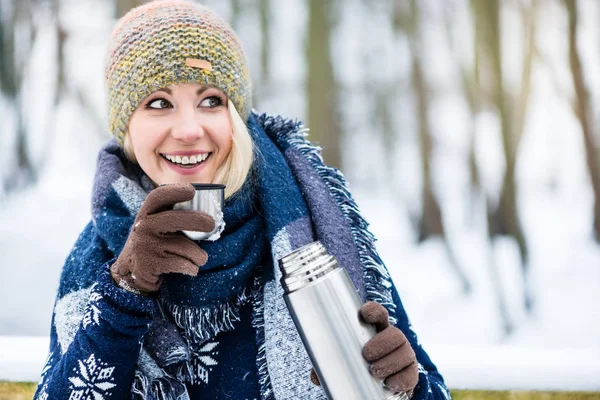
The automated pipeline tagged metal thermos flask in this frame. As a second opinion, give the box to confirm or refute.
[278,241,409,400]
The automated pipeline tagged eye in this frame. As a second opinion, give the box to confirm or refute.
[146,98,172,109]
[199,95,224,108]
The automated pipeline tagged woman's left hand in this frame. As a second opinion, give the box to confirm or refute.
[360,301,419,395]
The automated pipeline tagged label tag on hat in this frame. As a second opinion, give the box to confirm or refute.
[186,58,213,71]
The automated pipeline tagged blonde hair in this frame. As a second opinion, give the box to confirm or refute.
[123,135,136,163]
[123,100,254,199]
[212,100,254,198]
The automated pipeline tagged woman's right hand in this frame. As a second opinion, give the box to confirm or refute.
[110,183,215,294]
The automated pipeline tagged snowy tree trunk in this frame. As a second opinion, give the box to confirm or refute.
[565,0,600,242]
[306,0,341,169]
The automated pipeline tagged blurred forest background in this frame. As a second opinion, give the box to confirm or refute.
[0,0,599,382]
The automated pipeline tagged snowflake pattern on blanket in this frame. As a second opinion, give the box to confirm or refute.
[68,354,117,400]
[192,341,219,385]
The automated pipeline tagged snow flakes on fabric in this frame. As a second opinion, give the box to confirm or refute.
[111,176,146,215]
[55,287,93,353]
[270,226,293,262]
[68,353,117,400]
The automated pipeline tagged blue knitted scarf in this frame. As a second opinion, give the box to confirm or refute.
[74,112,398,399]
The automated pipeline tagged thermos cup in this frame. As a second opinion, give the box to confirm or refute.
[278,241,409,400]
[173,183,225,241]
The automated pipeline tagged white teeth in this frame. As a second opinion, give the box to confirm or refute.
[163,153,209,165]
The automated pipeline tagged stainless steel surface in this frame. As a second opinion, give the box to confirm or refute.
[173,184,225,240]
[280,241,408,400]
[280,241,327,275]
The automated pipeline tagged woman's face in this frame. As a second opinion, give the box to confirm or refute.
[127,83,233,185]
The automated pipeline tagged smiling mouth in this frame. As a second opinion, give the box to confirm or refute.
[160,153,212,168]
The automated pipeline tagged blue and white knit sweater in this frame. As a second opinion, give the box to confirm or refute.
[35,113,451,400]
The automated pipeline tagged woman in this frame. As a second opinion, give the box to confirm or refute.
[35,1,450,399]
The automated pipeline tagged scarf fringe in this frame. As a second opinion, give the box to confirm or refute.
[250,269,275,400]
[132,373,150,399]
[158,286,252,385]
[131,287,254,395]
[162,286,252,345]
[132,373,189,400]
[256,112,398,325]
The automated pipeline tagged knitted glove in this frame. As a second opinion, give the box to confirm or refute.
[110,183,215,294]
[361,301,419,395]
[309,301,418,397]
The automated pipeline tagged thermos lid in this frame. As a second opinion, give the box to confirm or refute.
[279,241,326,274]
[278,241,340,293]
[190,183,226,190]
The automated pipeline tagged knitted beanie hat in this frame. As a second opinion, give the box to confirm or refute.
[105,0,251,145]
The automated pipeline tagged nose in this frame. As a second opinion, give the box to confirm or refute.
[171,108,204,142]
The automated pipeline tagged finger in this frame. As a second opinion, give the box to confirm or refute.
[369,342,417,379]
[159,256,201,277]
[144,210,216,235]
[384,361,419,393]
[139,183,195,216]
[310,368,321,386]
[363,326,407,362]
[162,235,209,266]
[131,271,163,293]
[360,302,390,332]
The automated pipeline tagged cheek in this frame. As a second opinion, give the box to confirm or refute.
[129,118,163,154]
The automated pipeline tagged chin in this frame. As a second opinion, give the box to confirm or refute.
[172,175,213,184]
